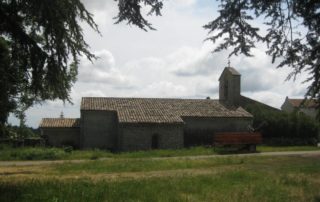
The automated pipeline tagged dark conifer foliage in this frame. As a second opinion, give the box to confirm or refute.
[0,0,165,125]
[0,38,16,124]
[0,0,99,124]
[114,0,163,31]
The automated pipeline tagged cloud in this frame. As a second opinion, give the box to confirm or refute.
[79,90,106,97]
[77,50,133,87]
[9,0,311,128]
[81,0,116,13]
[171,45,223,76]
[137,81,188,98]
[243,91,284,109]
[170,0,197,7]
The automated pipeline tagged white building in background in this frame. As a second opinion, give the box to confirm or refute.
[281,97,318,119]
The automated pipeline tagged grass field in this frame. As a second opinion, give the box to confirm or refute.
[0,154,320,201]
[0,144,319,161]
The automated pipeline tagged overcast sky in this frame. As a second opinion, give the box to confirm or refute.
[9,0,310,128]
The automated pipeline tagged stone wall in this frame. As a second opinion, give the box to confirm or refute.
[118,123,184,151]
[41,127,80,148]
[281,99,294,113]
[219,70,241,106]
[81,110,118,150]
[182,117,252,146]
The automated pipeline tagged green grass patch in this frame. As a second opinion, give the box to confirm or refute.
[1,162,319,202]
[116,146,217,158]
[257,145,320,152]
[0,144,319,161]
[0,145,114,161]
[0,155,320,201]
[51,155,320,176]
[53,157,245,174]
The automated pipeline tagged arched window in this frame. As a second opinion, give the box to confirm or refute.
[151,134,159,149]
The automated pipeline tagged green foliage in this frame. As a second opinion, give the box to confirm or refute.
[4,124,38,140]
[0,38,17,124]
[0,0,99,124]
[4,147,65,160]
[63,146,73,153]
[0,123,10,138]
[114,0,163,31]
[0,145,319,161]
[203,0,320,116]
[0,0,165,125]
[245,104,319,145]
[0,146,110,161]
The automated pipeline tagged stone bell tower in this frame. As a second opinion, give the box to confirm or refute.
[219,67,241,107]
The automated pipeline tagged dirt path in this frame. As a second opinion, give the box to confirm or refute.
[0,150,319,167]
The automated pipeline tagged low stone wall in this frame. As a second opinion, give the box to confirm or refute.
[41,127,80,148]
[118,123,184,151]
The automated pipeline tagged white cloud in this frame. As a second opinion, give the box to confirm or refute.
[77,50,134,87]
[170,0,197,7]
[132,81,188,98]
[8,0,311,128]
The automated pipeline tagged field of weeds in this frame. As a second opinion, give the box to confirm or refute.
[0,144,319,161]
[0,154,320,201]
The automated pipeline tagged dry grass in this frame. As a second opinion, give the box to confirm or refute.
[1,153,320,201]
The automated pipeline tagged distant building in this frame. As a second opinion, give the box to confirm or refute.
[281,97,318,119]
[39,67,274,151]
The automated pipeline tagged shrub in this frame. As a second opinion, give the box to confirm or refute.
[8,147,66,160]
[64,146,73,153]
[245,104,319,145]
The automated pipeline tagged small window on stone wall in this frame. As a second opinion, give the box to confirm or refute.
[151,134,159,149]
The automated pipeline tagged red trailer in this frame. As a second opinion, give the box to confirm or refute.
[213,132,262,152]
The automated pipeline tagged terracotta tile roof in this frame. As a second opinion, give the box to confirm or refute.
[219,67,241,80]
[226,67,241,75]
[81,97,252,124]
[288,98,318,108]
[39,118,80,128]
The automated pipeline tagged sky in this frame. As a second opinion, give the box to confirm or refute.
[9,0,310,128]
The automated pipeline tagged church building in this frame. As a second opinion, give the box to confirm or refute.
[40,67,256,151]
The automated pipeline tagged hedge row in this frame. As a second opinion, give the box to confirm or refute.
[245,104,319,145]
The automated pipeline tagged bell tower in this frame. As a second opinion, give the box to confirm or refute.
[219,67,241,107]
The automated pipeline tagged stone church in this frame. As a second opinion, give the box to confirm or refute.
[40,67,263,151]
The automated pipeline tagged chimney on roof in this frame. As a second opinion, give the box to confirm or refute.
[219,66,241,107]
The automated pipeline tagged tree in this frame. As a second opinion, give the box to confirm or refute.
[0,0,165,127]
[0,0,99,125]
[115,0,320,118]
[203,0,320,117]
[114,0,163,31]
[245,103,319,145]
[0,38,17,124]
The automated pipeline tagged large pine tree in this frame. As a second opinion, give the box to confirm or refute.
[0,0,99,125]
[0,0,164,127]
